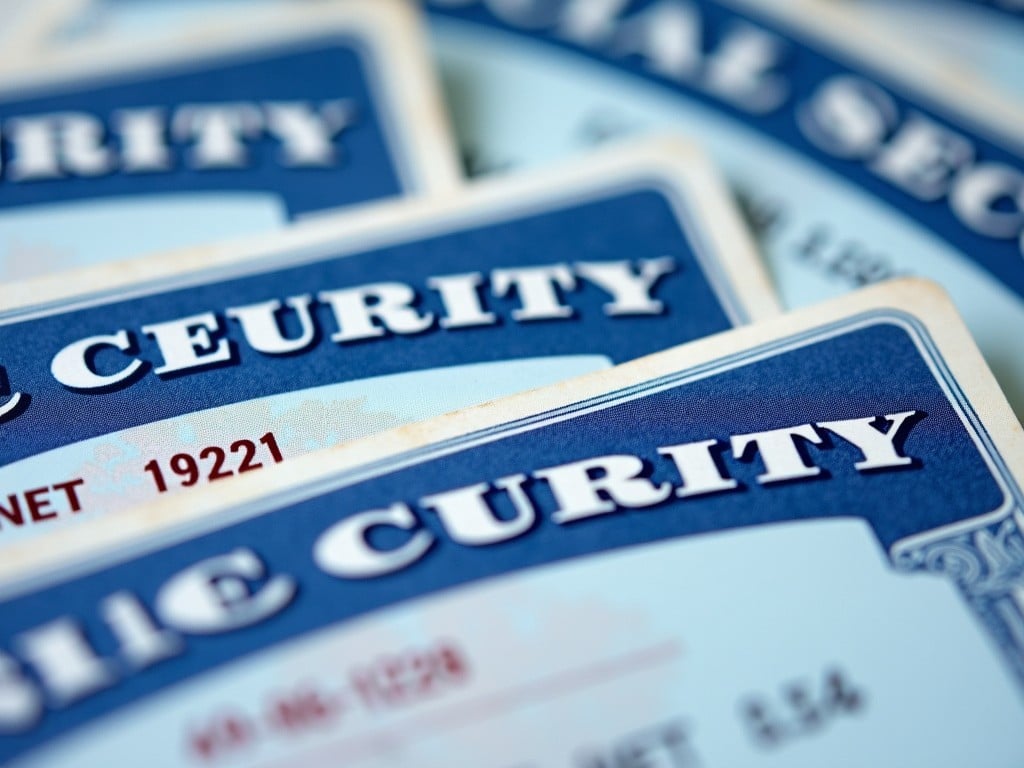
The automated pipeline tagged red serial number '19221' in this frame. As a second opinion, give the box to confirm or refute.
[0,433,285,532]
[145,432,285,493]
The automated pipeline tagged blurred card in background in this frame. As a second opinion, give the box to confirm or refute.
[0,0,459,282]
[0,139,776,545]
[1,279,1022,767]
[427,0,1024,422]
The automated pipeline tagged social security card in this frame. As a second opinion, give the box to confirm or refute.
[0,279,1021,767]
[418,0,1024,419]
[0,138,777,547]
[0,0,459,281]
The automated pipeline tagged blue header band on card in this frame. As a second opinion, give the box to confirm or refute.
[0,183,740,463]
[0,36,405,216]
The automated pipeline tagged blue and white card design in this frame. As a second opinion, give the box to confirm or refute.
[0,0,459,282]
[1,280,1022,767]
[433,0,1024,419]
[0,139,777,547]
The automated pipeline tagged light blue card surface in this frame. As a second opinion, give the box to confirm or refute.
[1,280,1022,766]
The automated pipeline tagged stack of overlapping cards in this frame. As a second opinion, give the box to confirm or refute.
[0,1,1021,765]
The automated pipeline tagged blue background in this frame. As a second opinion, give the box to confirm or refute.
[0,187,732,463]
[0,318,1008,760]
[0,36,401,215]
